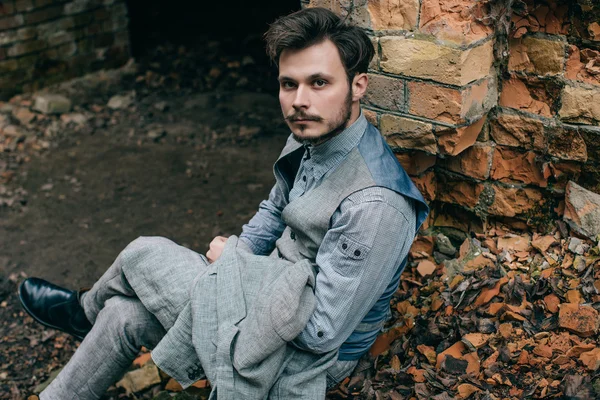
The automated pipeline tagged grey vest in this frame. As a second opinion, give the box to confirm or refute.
[271,122,429,360]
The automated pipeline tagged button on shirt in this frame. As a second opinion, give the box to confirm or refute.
[240,112,416,355]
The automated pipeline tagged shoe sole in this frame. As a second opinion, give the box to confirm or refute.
[18,280,86,341]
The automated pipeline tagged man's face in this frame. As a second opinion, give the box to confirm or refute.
[278,39,353,145]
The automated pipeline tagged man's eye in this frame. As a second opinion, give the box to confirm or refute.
[281,81,296,89]
[314,80,327,87]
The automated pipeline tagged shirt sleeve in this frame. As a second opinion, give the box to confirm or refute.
[239,183,287,255]
[293,187,416,354]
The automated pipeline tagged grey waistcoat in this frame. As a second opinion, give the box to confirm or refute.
[272,122,429,360]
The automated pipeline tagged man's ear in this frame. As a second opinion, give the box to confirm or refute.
[351,73,368,101]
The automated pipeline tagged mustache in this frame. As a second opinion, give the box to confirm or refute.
[285,112,322,122]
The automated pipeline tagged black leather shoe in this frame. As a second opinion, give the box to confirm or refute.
[18,277,92,340]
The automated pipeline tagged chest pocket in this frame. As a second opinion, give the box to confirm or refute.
[333,234,370,276]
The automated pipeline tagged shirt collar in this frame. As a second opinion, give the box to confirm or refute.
[303,111,367,180]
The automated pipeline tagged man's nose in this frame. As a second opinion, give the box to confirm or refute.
[292,86,310,109]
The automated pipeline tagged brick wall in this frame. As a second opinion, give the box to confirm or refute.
[0,0,130,100]
[305,0,600,232]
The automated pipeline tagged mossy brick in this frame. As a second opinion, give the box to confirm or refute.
[14,0,33,12]
[0,59,19,74]
[380,37,494,86]
[0,14,24,30]
[24,5,64,24]
[7,39,47,57]
[0,2,16,16]
[111,2,128,17]
[0,48,6,60]
[114,30,128,46]
[37,17,75,36]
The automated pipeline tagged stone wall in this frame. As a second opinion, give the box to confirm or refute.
[0,0,130,100]
[305,0,600,232]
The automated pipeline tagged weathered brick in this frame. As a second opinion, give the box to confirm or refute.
[0,26,35,46]
[491,146,546,187]
[508,36,565,75]
[420,0,493,45]
[547,125,588,162]
[47,31,73,47]
[436,115,487,156]
[396,151,436,175]
[443,142,493,180]
[566,45,600,86]
[368,36,378,70]
[511,0,569,37]
[408,78,496,124]
[64,0,98,14]
[7,39,47,57]
[76,38,93,54]
[490,113,546,151]
[55,42,77,58]
[380,37,494,86]
[113,29,128,47]
[37,17,75,37]
[0,14,24,30]
[0,59,19,74]
[437,178,484,209]
[366,0,418,30]
[94,33,114,47]
[363,74,405,111]
[380,114,437,153]
[0,2,16,16]
[0,48,6,61]
[411,170,436,202]
[559,85,600,125]
[488,184,544,217]
[14,0,33,12]
[499,74,561,117]
[24,5,64,25]
[408,81,461,123]
[579,125,600,162]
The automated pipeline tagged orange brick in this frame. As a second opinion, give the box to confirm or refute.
[419,0,493,45]
[411,170,436,202]
[499,74,560,117]
[396,151,436,175]
[487,184,544,217]
[491,146,547,187]
[367,0,419,30]
[437,178,484,209]
[436,115,487,156]
[443,142,493,180]
[490,113,546,151]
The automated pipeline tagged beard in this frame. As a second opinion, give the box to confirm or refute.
[288,88,353,146]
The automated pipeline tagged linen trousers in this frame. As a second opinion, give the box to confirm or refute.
[39,236,357,400]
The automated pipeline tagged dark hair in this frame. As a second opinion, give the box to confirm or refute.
[264,7,375,82]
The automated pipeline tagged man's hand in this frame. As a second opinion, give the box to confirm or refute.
[206,236,228,263]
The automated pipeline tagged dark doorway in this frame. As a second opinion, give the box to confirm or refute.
[125,0,301,60]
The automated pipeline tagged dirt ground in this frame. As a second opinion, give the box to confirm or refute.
[0,40,292,398]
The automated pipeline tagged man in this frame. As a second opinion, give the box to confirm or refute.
[19,7,428,399]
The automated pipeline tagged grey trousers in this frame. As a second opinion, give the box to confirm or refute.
[40,237,357,400]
